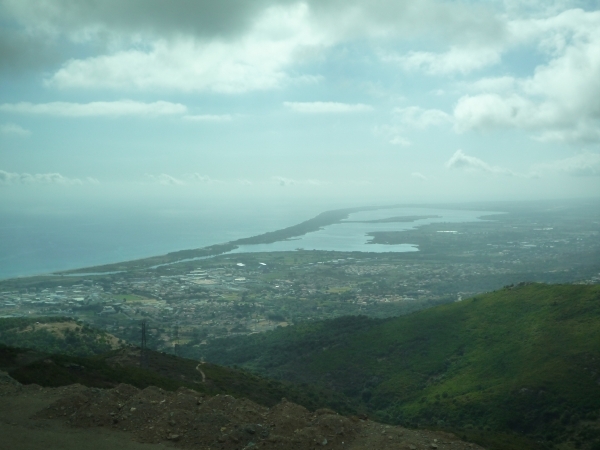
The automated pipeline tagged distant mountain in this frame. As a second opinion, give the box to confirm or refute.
[198,283,600,450]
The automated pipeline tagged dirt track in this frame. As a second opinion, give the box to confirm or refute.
[0,371,483,450]
[195,363,206,383]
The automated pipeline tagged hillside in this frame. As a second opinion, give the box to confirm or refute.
[0,314,360,413]
[0,375,483,450]
[0,343,359,415]
[0,317,121,356]
[198,283,600,449]
[0,332,482,450]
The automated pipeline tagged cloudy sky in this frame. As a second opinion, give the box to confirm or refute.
[1,0,600,208]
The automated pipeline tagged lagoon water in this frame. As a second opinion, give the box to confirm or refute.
[230,206,499,254]
[1,203,498,280]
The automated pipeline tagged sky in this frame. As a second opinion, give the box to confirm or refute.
[1,0,600,211]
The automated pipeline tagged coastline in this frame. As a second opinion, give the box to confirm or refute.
[50,205,387,276]
[2,200,521,280]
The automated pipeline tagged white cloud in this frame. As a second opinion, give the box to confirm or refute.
[454,9,600,144]
[372,124,410,146]
[284,101,373,113]
[535,152,600,177]
[0,169,94,185]
[0,0,529,98]
[468,76,519,94]
[374,106,450,146]
[44,4,330,93]
[272,176,324,186]
[389,136,411,146]
[2,0,504,55]
[411,172,427,181]
[0,0,280,40]
[183,114,232,122]
[146,173,224,185]
[0,122,30,136]
[145,174,329,187]
[454,93,539,132]
[145,173,185,186]
[392,106,452,129]
[0,100,187,117]
[310,0,504,44]
[184,173,222,183]
[445,150,516,176]
[382,46,502,75]
[0,0,514,96]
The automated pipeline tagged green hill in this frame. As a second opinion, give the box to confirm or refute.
[0,341,358,416]
[197,283,600,449]
[0,316,354,412]
[0,316,121,356]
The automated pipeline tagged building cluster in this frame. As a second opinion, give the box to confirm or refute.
[0,282,105,317]
[2,222,599,348]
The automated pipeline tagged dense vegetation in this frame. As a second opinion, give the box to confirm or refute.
[3,283,599,448]
[0,343,358,414]
[198,283,600,449]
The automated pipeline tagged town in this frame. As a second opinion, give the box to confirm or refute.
[1,203,599,354]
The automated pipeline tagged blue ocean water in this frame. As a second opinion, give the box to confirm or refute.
[0,201,498,280]
[0,201,323,279]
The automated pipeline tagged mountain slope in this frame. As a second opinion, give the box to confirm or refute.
[0,317,120,356]
[199,283,600,448]
[0,374,484,450]
[0,342,358,416]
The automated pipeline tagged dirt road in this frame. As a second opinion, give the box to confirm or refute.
[194,362,206,383]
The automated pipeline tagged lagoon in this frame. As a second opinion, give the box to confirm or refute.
[229,206,499,254]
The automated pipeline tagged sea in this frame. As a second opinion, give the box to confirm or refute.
[0,201,498,280]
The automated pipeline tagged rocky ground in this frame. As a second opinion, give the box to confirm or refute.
[1,370,483,450]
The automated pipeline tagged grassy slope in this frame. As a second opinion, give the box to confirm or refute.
[0,317,357,413]
[0,317,118,356]
[324,284,600,424]
[0,342,358,416]
[201,284,600,447]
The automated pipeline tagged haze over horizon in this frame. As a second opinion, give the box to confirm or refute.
[2,5,600,448]
[1,0,600,211]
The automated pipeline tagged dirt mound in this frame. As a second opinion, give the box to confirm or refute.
[0,369,20,386]
[34,382,484,450]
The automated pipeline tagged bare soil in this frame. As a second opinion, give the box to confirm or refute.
[1,371,484,450]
